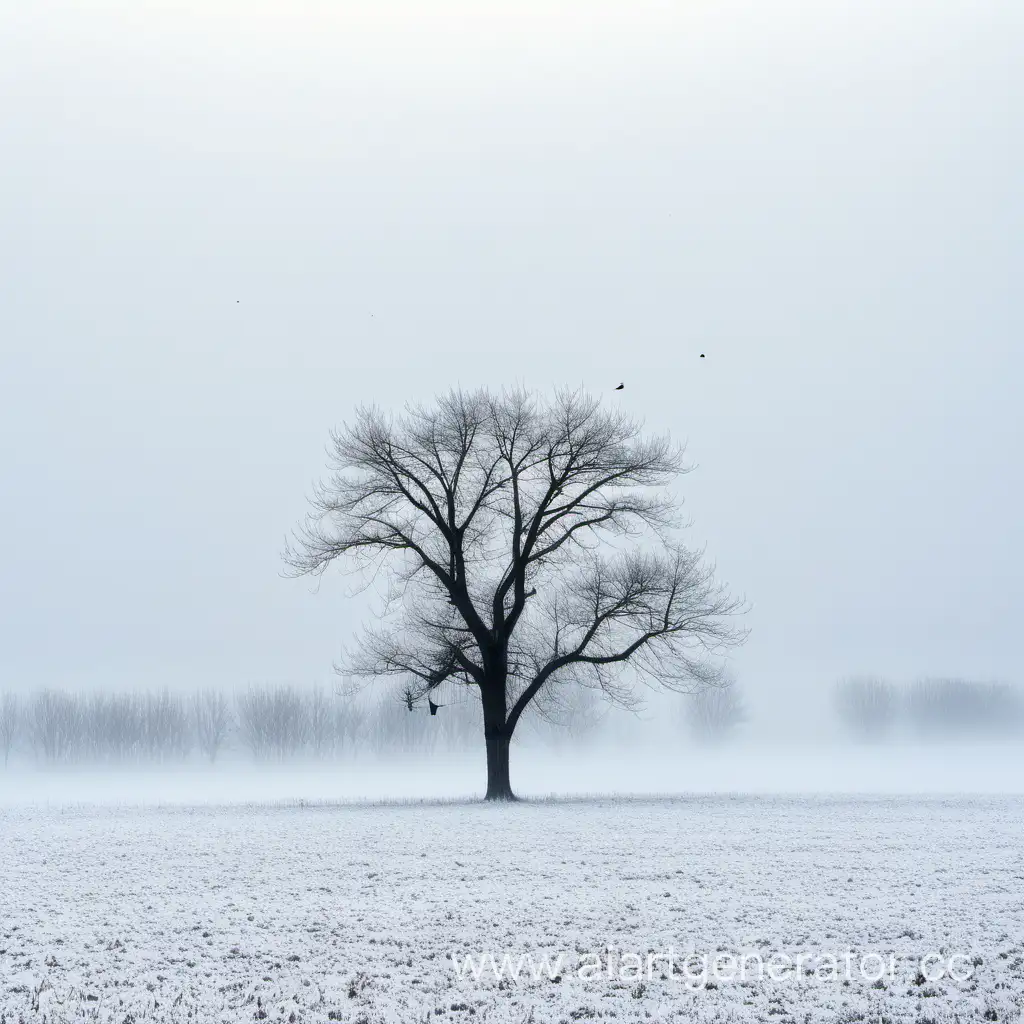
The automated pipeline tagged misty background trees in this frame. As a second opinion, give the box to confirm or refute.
[1,670,1021,769]
[683,671,748,744]
[0,684,445,766]
[193,689,232,763]
[833,676,1024,741]
[0,682,599,767]
[833,677,899,741]
[0,692,18,768]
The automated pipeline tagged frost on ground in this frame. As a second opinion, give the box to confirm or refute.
[1,796,1023,1023]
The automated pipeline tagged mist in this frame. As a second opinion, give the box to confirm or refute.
[2,0,1022,807]
[5,7,1024,1022]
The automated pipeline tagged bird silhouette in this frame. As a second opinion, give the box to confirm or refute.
[428,699,440,716]
[615,383,624,390]
[700,353,705,358]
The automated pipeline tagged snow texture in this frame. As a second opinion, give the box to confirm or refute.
[2,794,1023,1022]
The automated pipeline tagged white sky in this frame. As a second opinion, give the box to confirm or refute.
[1,0,1020,726]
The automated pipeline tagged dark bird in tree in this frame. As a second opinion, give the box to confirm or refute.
[614,383,624,390]
[284,388,747,801]
[428,699,440,716]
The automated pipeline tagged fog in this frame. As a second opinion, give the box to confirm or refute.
[1,1,1021,799]
[2,678,1022,805]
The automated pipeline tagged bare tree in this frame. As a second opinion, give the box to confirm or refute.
[834,676,898,741]
[83,692,145,762]
[524,683,608,748]
[306,686,336,758]
[235,687,271,759]
[235,685,310,760]
[371,696,424,754]
[28,689,82,763]
[906,678,1022,739]
[0,692,19,768]
[142,690,191,762]
[334,698,365,754]
[193,689,232,763]
[433,698,482,752]
[286,389,747,800]
[684,670,747,743]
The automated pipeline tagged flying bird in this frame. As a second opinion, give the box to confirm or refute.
[615,383,624,390]
[700,353,705,358]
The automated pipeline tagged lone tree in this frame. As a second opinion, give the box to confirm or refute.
[285,389,746,800]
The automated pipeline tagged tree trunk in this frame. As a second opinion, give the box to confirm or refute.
[482,677,516,801]
[484,726,515,801]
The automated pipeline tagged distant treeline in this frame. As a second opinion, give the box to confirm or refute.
[0,682,623,768]
[834,676,1023,741]
[0,685,490,767]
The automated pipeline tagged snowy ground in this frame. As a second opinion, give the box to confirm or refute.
[2,793,1023,1023]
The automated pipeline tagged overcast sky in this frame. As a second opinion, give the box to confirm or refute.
[1,0,1020,725]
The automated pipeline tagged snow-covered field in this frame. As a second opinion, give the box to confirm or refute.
[2,793,1023,1023]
